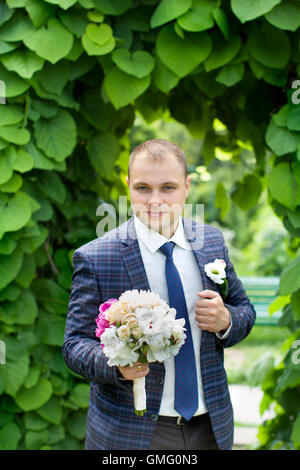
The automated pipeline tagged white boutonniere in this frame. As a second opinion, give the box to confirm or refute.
[204,259,229,300]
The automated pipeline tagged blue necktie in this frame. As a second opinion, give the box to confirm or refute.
[159,241,198,421]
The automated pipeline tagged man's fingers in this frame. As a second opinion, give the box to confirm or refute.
[198,290,219,299]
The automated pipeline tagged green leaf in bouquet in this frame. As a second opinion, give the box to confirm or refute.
[231,0,281,23]
[23,18,73,64]
[156,25,212,78]
[104,66,151,109]
[150,0,192,28]
[15,378,53,412]
[1,49,44,79]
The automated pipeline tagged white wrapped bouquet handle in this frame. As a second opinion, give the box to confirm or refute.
[133,376,146,416]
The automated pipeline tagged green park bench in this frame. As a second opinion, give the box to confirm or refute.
[239,276,281,326]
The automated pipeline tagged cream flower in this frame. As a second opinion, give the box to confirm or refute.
[204,259,226,285]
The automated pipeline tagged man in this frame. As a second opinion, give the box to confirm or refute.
[62,139,256,450]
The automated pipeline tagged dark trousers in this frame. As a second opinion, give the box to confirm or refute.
[148,413,219,450]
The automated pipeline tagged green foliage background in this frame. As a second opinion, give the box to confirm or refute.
[0,0,299,450]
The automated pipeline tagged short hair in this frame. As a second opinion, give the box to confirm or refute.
[128,139,188,180]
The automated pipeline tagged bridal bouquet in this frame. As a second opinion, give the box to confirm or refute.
[95,289,186,416]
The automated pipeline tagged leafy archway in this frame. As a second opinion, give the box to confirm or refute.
[0,0,299,450]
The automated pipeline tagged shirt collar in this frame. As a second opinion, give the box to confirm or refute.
[133,215,190,253]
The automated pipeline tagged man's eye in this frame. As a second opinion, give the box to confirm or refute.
[164,186,174,190]
[137,186,149,191]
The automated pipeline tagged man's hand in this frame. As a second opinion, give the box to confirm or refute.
[118,361,150,381]
[195,290,231,333]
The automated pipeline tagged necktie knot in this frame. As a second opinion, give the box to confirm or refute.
[159,241,175,258]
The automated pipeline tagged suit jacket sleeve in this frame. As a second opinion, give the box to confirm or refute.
[62,248,125,386]
[217,231,256,349]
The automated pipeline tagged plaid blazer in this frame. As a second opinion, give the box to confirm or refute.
[63,217,256,450]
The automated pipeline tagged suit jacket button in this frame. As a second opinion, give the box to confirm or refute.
[151,414,158,422]
[157,377,164,384]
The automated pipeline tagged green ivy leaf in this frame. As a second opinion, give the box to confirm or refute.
[0,126,30,145]
[0,105,24,126]
[34,109,77,161]
[31,279,69,315]
[231,0,281,23]
[24,18,73,64]
[87,132,119,179]
[265,119,298,155]
[247,23,290,69]
[37,396,63,425]
[231,174,262,210]
[38,172,66,204]
[0,422,22,450]
[156,25,212,78]
[291,414,300,445]
[0,249,24,290]
[43,0,76,10]
[25,0,57,28]
[0,64,30,98]
[112,49,155,78]
[150,0,192,28]
[177,0,215,32]
[1,289,38,325]
[1,49,44,79]
[0,13,35,42]
[69,384,90,408]
[268,162,300,209]
[265,1,300,32]
[152,56,180,93]
[204,32,241,72]
[0,173,23,193]
[15,378,53,412]
[104,66,151,109]
[93,0,132,15]
[279,256,300,295]
[286,106,300,131]
[0,190,33,235]
[3,355,30,396]
[215,182,230,218]
[216,63,245,86]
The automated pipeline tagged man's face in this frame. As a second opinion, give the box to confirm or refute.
[126,152,191,237]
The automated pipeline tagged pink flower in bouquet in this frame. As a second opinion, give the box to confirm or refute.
[95,298,118,339]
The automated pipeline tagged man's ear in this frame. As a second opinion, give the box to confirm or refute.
[125,176,129,187]
[185,175,191,197]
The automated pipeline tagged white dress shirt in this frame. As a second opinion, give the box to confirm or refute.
[134,215,209,416]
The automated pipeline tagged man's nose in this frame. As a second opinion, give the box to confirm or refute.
[148,191,163,204]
